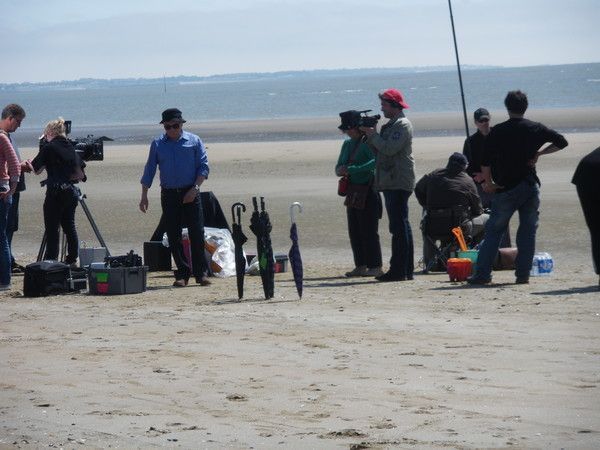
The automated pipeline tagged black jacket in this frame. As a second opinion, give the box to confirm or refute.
[31,136,86,187]
[415,167,483,218]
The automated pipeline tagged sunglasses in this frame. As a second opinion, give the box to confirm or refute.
[163,123,181,130]
[477,118,490,123]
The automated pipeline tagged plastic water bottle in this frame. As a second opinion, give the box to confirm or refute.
[530,252,554,276]
[539,252,554,275]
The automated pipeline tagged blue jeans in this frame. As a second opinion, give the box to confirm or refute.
[474,180,540,280]
[0,195,13,286]
[382,189,414,277]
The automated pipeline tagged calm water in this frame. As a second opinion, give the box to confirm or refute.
[2,63,599,146]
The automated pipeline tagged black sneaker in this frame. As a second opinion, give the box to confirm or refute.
[515,276,529,284]
[466,276,491,285]
[11,264,25,274]
[376,272,409,282]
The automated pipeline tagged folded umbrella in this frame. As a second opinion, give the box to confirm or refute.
[230,202,247,300]
[288,202,304,299]
[249,197,275,299]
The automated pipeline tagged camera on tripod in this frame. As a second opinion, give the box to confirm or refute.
[358,110,381,128]
[39,120,111,161]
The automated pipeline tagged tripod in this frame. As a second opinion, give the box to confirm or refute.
[36,185,111,262]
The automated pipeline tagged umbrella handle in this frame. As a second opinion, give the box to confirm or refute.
[260,196,265,212]
[231,202,246,225]
[290,202,303,223]
[252,196,258,212]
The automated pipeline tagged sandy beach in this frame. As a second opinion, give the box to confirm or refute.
[1,112,599,448]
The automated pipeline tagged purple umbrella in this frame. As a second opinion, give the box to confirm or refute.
[288,202,303,299]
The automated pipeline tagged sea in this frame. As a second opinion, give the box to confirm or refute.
[1,63,599,146]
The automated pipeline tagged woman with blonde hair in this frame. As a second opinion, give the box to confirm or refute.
[31,118,86,265]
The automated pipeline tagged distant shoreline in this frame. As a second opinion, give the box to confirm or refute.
[0,63,560,89]
[13,106,600,147]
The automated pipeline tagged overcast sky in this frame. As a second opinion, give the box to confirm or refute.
[2,0,599,84]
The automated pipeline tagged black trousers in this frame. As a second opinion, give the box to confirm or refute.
[161,188,208,280]
[346,188,382,268]
[576,185,600,274]
[43,187,79,264]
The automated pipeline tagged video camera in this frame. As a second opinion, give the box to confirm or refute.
[358,110,381,128]
[39,120,111,161]
[65,120,112,161]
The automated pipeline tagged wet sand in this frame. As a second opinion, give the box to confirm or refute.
[1,111,599,448]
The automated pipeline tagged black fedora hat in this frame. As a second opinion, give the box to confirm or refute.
[160,108,186,124]
[338,110,361,130]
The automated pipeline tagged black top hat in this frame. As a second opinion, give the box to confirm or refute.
[160,108,186,124]
[338,110,361,130]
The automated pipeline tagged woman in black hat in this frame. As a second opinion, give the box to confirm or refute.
[335,110,383,278]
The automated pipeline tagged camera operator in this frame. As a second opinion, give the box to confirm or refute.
[361,89,416,282]
[31,118,86,265]
[335,110,382,278]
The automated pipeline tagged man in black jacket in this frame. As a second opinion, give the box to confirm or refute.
[468,90,568,285]
[463,107,511,249]
[572,146,600,288]
[415,152,486,270]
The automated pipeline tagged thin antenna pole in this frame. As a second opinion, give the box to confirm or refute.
[448,0,470,139]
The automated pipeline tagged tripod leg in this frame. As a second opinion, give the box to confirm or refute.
[78,197,111,256]
[60,231,67,262]
[37,232,47,262]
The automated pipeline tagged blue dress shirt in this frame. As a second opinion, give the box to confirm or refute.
[140,131,209,189]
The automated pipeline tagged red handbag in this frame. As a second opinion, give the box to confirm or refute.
[337,176,349,196]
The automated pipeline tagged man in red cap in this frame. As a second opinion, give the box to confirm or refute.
[361,89,415,282]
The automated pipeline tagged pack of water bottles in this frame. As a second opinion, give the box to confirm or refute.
[530,252,554,276]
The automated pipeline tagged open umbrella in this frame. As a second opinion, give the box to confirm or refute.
[230,202,247,300]
[249,196,275,299]
[288,202,304,298]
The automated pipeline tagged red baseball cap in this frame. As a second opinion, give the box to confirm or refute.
[379,89,409,109]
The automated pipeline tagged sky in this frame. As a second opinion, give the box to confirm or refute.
[2,0,599,84]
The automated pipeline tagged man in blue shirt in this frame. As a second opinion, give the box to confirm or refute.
[140,108,210,287]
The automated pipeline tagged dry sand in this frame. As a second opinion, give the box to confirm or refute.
[1,116,599,448]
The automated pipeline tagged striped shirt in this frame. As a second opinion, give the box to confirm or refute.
[0,132,21,186]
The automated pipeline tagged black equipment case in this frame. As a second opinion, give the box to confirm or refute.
[23,261,71,297]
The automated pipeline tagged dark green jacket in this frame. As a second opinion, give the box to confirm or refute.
[335,138,375,185]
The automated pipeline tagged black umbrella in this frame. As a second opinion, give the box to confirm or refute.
[230,202,247,300]
[249,196,275,299]
[288,202,304,299]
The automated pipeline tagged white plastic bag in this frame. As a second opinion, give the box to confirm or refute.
[161,227,238,278]
[204,227,238,278]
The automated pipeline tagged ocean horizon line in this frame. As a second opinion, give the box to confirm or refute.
[2,62,599,90]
